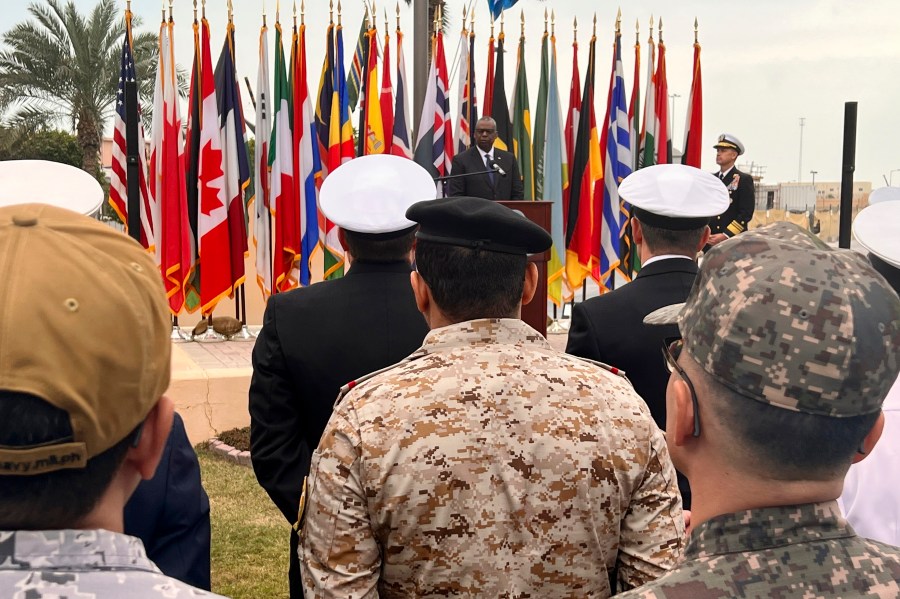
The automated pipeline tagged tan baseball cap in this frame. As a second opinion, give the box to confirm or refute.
[0,204,171,475]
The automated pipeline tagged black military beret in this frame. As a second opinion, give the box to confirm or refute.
[406,196,552,255]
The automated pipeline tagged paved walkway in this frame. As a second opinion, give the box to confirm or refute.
[169,323,571,444]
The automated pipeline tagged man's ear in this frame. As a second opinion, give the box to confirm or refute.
[670,378,696,447]
[632,217,644,246]
[697,225,711,253]
[410,271,431,316]
[521,262,539,306]
[126,396,175,481]
[853,411,886,464]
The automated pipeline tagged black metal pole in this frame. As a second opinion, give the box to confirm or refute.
[839,102,857,249]
[124,78,141,242]
[240,283,248,325]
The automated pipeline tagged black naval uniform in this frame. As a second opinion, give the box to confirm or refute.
[711,166,755,237]
[249,260,429,598]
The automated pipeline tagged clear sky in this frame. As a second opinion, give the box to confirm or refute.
[2,0,899,187]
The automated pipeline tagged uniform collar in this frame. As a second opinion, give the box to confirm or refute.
[0,529,159,572]
[419,318,550,354]
[685,500,855,559]
[718,166,735,179]
[345,260,414,276]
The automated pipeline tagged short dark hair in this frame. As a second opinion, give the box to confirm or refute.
[415,239,526,322]
[703,376,879,481]
[343,228,416,263]
[639,221,706,256]
[0,392,137,530]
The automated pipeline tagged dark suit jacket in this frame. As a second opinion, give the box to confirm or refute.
[447,146,524,200]
[124,412,211,590]
[566,257,698,508]
[249,260,429,598]
[712,166,755,237]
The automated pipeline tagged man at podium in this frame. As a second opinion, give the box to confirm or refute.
[448,116,523,201]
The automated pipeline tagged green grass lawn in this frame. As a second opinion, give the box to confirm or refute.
[198,446,291,599]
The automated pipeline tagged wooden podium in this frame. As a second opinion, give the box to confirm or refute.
[498,201,552,337]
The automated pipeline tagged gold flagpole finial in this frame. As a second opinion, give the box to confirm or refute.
[371,1,377,29]
[500,10,504,34]
[126,0,131,14]
[292,0,297,28]
[328,0,333,24]
[275,0,280,23]
[543,8,547,34]
[616,8,621,33]
[470,5,474,30]
[385,7,388,33]
[573,16,577,43]
[592,13,597,37]
[649,15,654,42]
[658,16,663,43]
[635,17,639,44]
[396,1,400,30]
[301,0,306,26]
[262,0,267,27]
[169,0,174,21]
[490,15,494,37]
[337,0,341,26]
[520,10,525,37]
[201,0,206,20]
[228,0,233,23]
[192,0,197,23]
[694,17,699,44]
[551,10,555,37]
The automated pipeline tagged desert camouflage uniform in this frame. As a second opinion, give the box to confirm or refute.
[300,318,684,598]
[0,529,226,598]
[617,501,900,598]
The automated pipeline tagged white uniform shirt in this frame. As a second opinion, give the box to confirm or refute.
[840,376,900,545]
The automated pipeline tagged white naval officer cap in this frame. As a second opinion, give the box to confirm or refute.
[320,154,438,236]
[867,186,900,205]
[619,164,729,230]
[0,159,104,215]
[854,201,900,270]
[713,133,745,155]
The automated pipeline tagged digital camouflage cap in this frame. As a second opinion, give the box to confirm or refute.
[645,222,900,417]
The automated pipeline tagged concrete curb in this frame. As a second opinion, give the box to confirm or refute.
[207,437,252,468]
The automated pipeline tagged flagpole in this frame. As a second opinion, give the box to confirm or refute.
[123,0,141,244]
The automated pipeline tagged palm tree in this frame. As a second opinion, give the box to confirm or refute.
[0,0,157,177]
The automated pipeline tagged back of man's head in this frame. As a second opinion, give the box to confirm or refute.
[0,204,171,530]
[406,197,552,325]
[647,222,900,482]
[320,154,436,265]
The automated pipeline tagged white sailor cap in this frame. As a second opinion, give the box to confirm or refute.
[854,201,900,270]
[619,164,729,230]
[320,154,437,235]
[868,186,900,205]
[713,133,745,155]
[0,160,104,215]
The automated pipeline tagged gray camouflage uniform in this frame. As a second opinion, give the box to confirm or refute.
[0,530,226,598]
[616,501,900,598]
[300,318,684,598]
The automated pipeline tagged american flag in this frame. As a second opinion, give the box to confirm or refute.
[108,15,154,255]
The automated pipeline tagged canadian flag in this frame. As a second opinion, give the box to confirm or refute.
[198,17,231,313]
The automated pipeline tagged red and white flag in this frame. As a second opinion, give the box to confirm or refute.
[197,17,231,312]
[150,18,192,315]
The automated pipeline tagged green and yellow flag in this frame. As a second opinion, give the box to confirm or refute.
[511,23,534,200]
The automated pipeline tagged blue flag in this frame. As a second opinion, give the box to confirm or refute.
[488,0,520,21]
